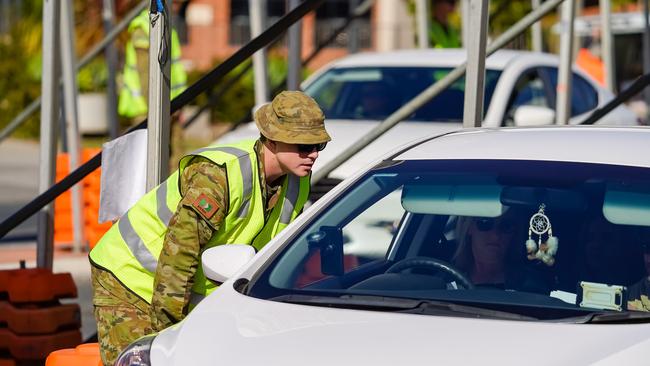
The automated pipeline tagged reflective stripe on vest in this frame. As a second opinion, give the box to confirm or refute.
[89,140,309,303]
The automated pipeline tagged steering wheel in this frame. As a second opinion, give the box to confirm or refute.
[386,257,475,290]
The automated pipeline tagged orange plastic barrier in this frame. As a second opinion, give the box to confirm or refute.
[46,343,102,366]
[0,301,80,335]
[54,148,112,250]
[0,329,81,361]
[576,48,605,86]
[0,268,77,303]
[0,268,82,364]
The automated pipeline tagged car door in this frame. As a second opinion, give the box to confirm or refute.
[539,66,600,124]
[501,67,555,126]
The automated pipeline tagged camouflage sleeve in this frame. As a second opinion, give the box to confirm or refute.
[150,157,228,331]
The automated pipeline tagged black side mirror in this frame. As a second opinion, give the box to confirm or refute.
[307,226,344,276]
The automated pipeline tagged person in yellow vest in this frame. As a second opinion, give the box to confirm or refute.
[429,0,461,49]
[118,7,188,119]
[89,91,331,365]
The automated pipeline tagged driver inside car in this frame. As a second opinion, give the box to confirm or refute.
[451,211,554,293]
[452,214,519,288]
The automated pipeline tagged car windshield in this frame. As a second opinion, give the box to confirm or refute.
[303,67,502,122]
[248,159,650,321]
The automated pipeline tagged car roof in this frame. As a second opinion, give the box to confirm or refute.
[326,49,558,70]
[394,127,650,168]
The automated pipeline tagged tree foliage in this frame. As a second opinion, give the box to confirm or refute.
[0,0,42,138]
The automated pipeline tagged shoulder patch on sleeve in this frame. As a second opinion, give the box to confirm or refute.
[192,193,219,220]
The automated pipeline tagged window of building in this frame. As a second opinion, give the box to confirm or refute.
[315,0,371,49]
[229,0,286,45]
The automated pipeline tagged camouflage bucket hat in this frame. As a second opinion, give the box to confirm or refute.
[254,91,331,144]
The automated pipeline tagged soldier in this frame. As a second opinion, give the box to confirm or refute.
[118,7,187,120]
[89,91,330,365]
[429,0,461,49]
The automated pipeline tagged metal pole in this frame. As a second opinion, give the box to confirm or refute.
[0,0,148,144]
[463,0,489,128]
[146,1,171,189]
[643,0,650,120]
[102,0,120,139]
[60,0,85,253]
[599,0,616,92]
[312,0,566,184]
[556,0,575,125]
[599,0,615,92]
[460,0,469,47]
[0,0,328,242]
[249,0,270,105]
[416,0,430,49]
[287,0,302,91]
[348,0,361,53]
[38,0,61,269]
[532,0,543,51]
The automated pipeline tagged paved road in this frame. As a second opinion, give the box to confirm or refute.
[0,139,96,341]
[0,139,39,240]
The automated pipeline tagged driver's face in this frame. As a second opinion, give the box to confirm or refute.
[469,217,515,266]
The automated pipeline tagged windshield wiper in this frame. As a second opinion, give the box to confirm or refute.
[565,311,650,324]
[270,294,537,321]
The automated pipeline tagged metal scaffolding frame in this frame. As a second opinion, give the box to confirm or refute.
[1,0,647,270]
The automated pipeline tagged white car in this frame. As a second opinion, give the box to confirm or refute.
[118,126,650,365]
[217,49,639,181]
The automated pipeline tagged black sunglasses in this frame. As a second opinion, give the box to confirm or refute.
[475,218,515,234]
[297,142,327,153]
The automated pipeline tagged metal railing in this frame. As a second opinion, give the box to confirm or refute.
[0,0,326,240]
[0,0,148,143]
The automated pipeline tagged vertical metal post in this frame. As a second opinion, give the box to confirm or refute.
[60,0,85,253]
[103,0,120,139]
[348,0,361,54]
[574,0,583,60]
[38,0,61,269]
[556,0,575,125]
[146,1,171,190]
[531,0,543,52]
[287,0,302,91]
[249,0,270,105]
[460,0,469,47]
[599,0,615,92]
[416,0,430,49]
[463,0,489,128]
[643,0,650,119]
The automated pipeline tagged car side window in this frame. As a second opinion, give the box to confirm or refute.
[571,74,599,115]
[503,69,550,126]
[286,187,405,289]
[542,67,599,117]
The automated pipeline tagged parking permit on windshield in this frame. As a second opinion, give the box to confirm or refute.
[578,281,627,312]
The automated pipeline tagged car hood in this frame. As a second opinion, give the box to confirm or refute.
[215,119,462,180]
[151,288,650,366]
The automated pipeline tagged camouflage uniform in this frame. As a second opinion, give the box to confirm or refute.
[92,91,330,364]
[92,144,278,365]
[92,265,154,365]
[149,144,280,331]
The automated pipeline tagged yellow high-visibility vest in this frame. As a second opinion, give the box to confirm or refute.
[429,20,461,49]
[89,139,310,303]
[118,10,188,118]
